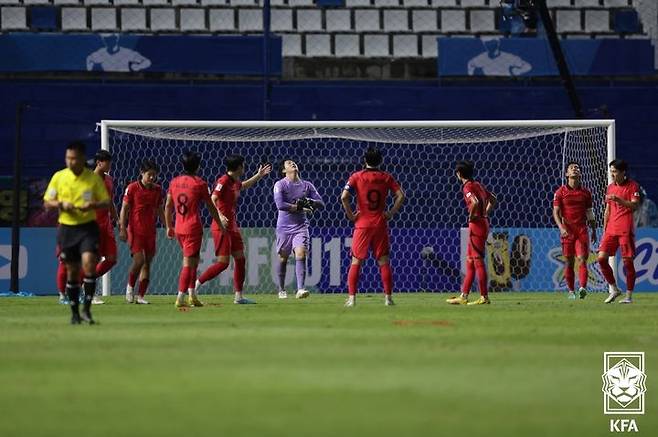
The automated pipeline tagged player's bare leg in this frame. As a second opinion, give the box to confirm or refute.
[345,257,362,307]
[564,256,577,300]
[377,255,394,306]
[598,251,621,303]
[126,251,145,303]
[136,254,153,304]
[277,253,289,299]
[294,246,309,299]
[232,250,253,304]
[619,256,635,304]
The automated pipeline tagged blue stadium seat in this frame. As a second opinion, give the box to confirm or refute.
[30,6,58,31]
[614,8,640,34]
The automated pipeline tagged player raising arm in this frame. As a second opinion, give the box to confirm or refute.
[164,151,227,308]
[598,159,640,304]
[552,162,597,300]
[341,147,405,307]
[447,160,496,306]
[119,160,165,305]
[194,155,271,304]
[273,159,324,299]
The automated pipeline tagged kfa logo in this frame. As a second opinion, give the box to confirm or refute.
[602,352,646,433]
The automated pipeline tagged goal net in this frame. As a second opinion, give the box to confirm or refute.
[100,120,614,296]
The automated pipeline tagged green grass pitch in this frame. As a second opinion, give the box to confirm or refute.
[1,292,656,437]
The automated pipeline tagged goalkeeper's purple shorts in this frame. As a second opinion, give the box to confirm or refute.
[276,228,309,255]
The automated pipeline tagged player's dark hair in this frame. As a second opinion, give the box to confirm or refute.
[609,159,628,173]
[364,147,383,167]
[140,159,159,174]
[565,161,580,169]
[279,158,295,174]
[456,160,474,179]
[66,141,86,156]
[94,150,112,162]
[181,150,201,174]
[226,155,245,172]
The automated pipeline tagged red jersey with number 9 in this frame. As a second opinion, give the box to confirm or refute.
[167,175,211,235]
[345,169,401,229]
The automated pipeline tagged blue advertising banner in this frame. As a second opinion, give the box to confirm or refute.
[438,37,654,77]
[0,33,282,75]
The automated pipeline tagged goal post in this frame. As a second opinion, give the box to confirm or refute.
[99,119,616,297]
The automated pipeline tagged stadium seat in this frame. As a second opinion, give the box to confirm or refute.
[374,0,400,7]
[209,8,235,31]
[393,34,418,57]
[61,7,88,30]
[201,0,228,5]
[114,0,141,5]
[180,8,207,31]
[585,9,610,32]
[326,9,351,32]
[173,0,199,5]
[150,8,177,31]
[355,9,381,31]
[441,9,466,32]
[1,6,27,30]
[230,0,257,5]
[23,0,51,5]
[556,9,582,32]
[383,9,409,32]
[0,0,20,5]
[614,8,640,33]
[403,0,429,6]
[412,9,437,31]
[91,7,118,31]
[238,8,262,31]
[345,0,372,7]
[421,33,439,57]
[305,33,331,56]
[84,0,111,5]
[271,8,293,32]
[121,8,147,31]
[470,9,496,32]
[547,0,573,6]
[334,33,361,57]
[431,0,457,6]
[297,9,323,32]
[30,6,58,31]
[363,33,389,56]
[282,33,302,56]
[288,0,314,5]
[460,0,486,6]
[143,0,170,5]
[605,0,632,6]
[53,0,81,5]
[574,0,601,6]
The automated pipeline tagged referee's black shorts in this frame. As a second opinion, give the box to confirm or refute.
[57,221,100,263]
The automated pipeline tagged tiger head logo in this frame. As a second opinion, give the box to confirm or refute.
[601,358,647,408]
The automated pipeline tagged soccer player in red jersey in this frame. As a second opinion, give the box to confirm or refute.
[598,159,641,304]
[341,147,405,307]
[194,155,272,304]
[447,161,497,305]
[91,150,118,304]
[119,160,165,305]
[552,162,597,300]
[164,151,228,308]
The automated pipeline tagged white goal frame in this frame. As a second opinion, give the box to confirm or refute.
[98,119,616,296]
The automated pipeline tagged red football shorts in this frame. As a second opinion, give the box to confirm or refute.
[351,226,390,260]
[599,233,635,258]
[98,228,117,258]
[467,219,489,259]
[211,229,244,257]
[128,229,157,257]
[176,232,203,257]
[561,225,589,258]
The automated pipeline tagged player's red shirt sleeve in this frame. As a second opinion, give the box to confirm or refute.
[212,175,228,197]
[631,182,641,203]
[123,183,134,205]
[552,187,563,208]
[585,189,593,209]
[345,173,358,193]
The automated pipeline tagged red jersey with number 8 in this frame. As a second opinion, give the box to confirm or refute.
[345,169,401,229]
[167,175,211,235]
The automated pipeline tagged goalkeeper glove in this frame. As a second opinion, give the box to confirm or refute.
[296,198,315,213]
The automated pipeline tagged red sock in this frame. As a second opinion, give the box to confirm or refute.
[56,262,67,294]
[379,263,393,295]
[128,271,138,288]
[188,268,197,291]
[347,263,361,296]
[474,258,488,297]
[461,259,475,295]
[96,259,116,277]
[199,262,229,284]
[233,258,245,292]
[138,279,149,297]
[578,262,588,289]
[564,263,575,291]
[623,258,635,291]
[598,257,616,286]
[178,266,191,293]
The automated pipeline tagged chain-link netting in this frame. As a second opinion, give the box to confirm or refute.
[103,122,610,295]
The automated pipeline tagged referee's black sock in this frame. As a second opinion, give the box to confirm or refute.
[82,276,96,317]
[66,281,81,320]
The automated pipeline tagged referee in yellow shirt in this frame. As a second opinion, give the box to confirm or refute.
[43,141,110,324]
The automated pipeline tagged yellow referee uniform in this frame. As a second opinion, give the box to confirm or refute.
[44,168,109,225]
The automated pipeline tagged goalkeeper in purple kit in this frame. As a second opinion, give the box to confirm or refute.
[273,159,324,299]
